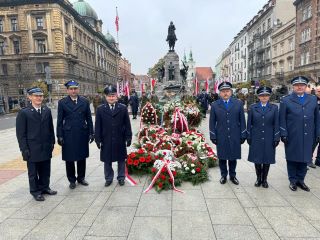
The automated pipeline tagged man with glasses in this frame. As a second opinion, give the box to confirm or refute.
[57,80,94,189]
[16,87,57,201]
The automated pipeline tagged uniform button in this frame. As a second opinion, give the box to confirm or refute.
[303,107,305,110]
[228,136,230,138]
[262,124,265,126]
[305,124,307,127]
[227,120,229,123]
[304,116,307,118]
[262,138,264,140]
[262,116,264,118]
[262,131,264,133]
[305,133,307,135]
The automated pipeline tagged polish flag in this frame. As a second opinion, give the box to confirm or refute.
[151,78,156,92]
[140,80,144,93]
[205,77,209,93]
[194,77,199,96]
[115,7,119,32]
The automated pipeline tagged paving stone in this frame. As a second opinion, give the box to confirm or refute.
[84,237,126,240]
[10,195,64,220]
[24,213,82,240]
[136,193,171,217]
[260,206,320,238]
[172,211,215,240]
[206,198,252,225]
[128,216,171,240]
[66,226,90,240]
[53,192,98,214]
[245,207,271,228]
[235,192,256,207]
[0,191,32,208]
[0,207,18,223]
[172,189,207,211]
[106,186,143,207]
[213,225,261,240]
[244,187,290,207]
[87,206,135,237]
[0,218,39,239]
[201,181,236,199]
[256,228,280,240]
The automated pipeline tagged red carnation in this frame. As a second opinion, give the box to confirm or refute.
[158,182,163,188]
[127,159,133,165]
[155,155,159,159]
[139,157,146,163]
[161,168,167,173]
[169,178,173,183]
[138,148,144,154]
[196,167,201,172]
[130,153,136,158]
[133,160,139,166]
[160,174,166,180]
[151,134,157,138]
[172,171,177,177]
[151,167,157,173]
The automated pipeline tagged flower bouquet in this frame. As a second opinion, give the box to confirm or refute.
[126,148,154,174]
[141,102,157,125]
[179,153,208,185]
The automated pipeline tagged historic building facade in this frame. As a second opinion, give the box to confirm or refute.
[0,0,119,110]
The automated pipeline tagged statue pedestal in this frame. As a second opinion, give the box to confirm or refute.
[164,51,180,84]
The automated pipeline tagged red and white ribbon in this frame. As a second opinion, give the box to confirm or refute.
[144,150,183,193]
[125,165,137,186]
[173,108,189,133]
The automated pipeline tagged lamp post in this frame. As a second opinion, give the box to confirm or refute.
[0,42,9,113]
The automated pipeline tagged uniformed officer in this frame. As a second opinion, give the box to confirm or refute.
[129,90,139,119]
[57,80,94,189]
[247,86,280,188]
[280,76,320,191]
[95,85,132,186]
[197,89,209,118]
[312,85,320,167]
[209,82,247,185]
[16,87,57,201]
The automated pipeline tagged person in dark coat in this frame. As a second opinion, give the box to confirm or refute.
[197,89,209,118]
[129,90,139,119]
[95,85,132,187]
[209,82,247,185]
[16,87,57,201]
[140,92,149,110]
[280,76,320,192]
[247,86,280,188]
[312,86,320,167]
[57,80,94,189]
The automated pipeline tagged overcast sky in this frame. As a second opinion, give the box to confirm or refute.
[76,0,268,74]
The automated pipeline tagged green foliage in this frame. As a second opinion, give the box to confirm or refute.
[148,58,165,78]
[31,81,49,98]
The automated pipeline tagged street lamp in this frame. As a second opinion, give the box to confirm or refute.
[0,42,9,113]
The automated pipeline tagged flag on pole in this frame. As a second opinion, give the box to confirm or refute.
[205,77,209,93]
[125,81,130,97]
[115,7,119,32]
[140,79,144,93]
[151,78,156,92]
[194,77,199,96]
[117,82,120,96]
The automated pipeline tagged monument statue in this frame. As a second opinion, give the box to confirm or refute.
[157,65,165,83]
[180,61,189,85]
[166,21,177,51]
[168,62,175,80]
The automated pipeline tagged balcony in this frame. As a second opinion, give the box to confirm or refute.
[256,46,264,54]
[256,61,265,68]
[253,33,261,40]
[241,54,247,59]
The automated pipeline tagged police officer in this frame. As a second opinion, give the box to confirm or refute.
[95,85,132,186]
[209,82,247,185]
[311,85,320,167]
[247,86,280,188]
[197,89,209,118]
[280,76,320,191]
[16,87,57,201]
[129,90,139,119]
[57,80,94,189]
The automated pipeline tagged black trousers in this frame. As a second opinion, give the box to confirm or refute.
[219,159,237,177]
[286,161,307,184]
[65,160,86,183]
[104,161,125,182]
[27,160,51,196]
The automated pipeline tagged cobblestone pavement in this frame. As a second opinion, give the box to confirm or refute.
[1,115,320,239]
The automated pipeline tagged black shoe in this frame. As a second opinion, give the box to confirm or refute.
[289,183,297,191]
[297,182,310,192]
[78,180,89,186]
[308,163,316,169]
[118,180,125,186]
[33,194,45,201]
[220,176,227,184]
[230,177,239,185]
[315,161,320,167]
[69,182,76,189]
[254,179,262,187]
[42,189,57,195]
[262,181,269,188]
[105,181,112,187]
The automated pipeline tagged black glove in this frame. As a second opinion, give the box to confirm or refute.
[96,142,101,149]
[58,137,64,146]
[317,136,320,143]
[89,135,95,144]
[247,139,252,145]
[22,149,30,161]
[273,141,280,148]
[126,139,131,147]
[240,138,246,144]
[281,136,288,144]
[211,138,217,145]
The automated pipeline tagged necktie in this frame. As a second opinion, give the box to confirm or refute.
[262,106,265,111]
[111,104,114,111]
[224,101,228,109]
[73,100,77,104]
[37,109,41,115]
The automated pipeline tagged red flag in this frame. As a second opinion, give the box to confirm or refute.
[205,77,209,93]
[151,78,156,92]
[194,77,199,96]
[140,80,144,93]
[115,7,119,32]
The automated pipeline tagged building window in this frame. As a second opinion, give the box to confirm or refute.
[36,62,49,73]
[262,23,266,33]
[15,63,21,73]
[11,18,18,31]
[306,51,310,64]
[64,20,69,34]
[273,45,277,57]
[280,43,284,55]
[0,41,5,55]
[288,59,293,71]
[36,39,46,53]
[36,17,44,29]
[0,19,3,32]
[13,40,20,54]
[2,64,8,75]
[267,18,271,29]
[289,38,294,51]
